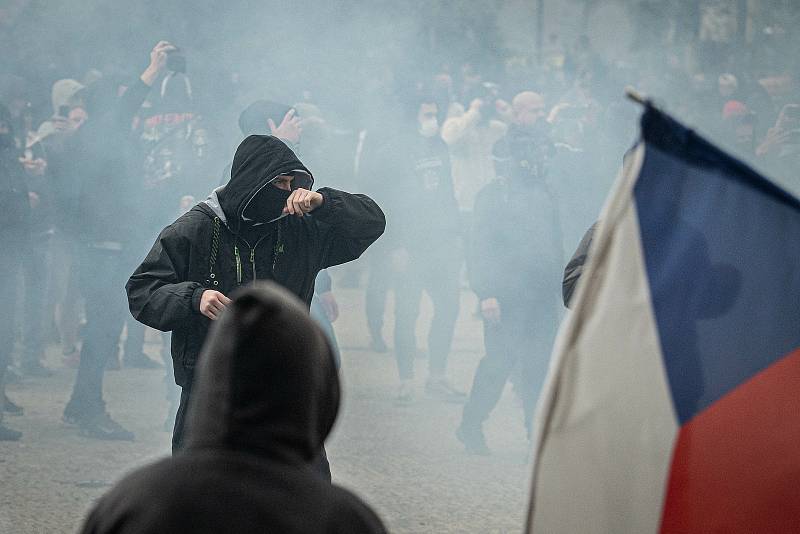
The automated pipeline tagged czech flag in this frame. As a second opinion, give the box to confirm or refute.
[526,105,800,533]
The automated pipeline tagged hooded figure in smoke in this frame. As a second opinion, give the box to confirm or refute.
[81,283,387,534]
[126,134,385,475]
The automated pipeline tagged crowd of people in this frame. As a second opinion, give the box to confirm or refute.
[0,8,800,466]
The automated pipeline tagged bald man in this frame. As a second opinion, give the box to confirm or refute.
[458,91,562,455]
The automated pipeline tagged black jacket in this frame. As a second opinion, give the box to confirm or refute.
[75,78,152,245]
[0,145,30,236]
[126,135,384,386]
[468,127,562,306]
[81,283,387,534]
[364,129,459,256]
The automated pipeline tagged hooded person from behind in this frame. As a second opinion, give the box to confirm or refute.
[81,283,387,534]
[127,134,385,458]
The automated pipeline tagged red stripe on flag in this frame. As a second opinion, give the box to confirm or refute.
[660,347,800,533]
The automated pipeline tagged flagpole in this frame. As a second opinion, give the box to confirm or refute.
[624,86,648,107]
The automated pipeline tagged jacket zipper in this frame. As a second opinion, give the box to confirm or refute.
[234,245,242,284]
[235,235,271,285]
[250,234,270,282]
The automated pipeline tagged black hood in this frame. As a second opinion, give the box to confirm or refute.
[217,135,313,234]
[184,282,340,464]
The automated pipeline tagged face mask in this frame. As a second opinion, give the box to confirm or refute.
[419,118,439,138]
[243,184,292,224]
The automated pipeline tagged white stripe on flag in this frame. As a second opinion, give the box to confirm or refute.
[527,144,679,533]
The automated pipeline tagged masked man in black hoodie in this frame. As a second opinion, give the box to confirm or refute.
[126,134,385,473]
[81,283,387,534]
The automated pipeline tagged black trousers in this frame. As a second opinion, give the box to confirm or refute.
[461,300,558,434]
[172,384,332,482]
[65,247,129,416]
[20,236,48,364]
[393,255,460,380]
[365,247,391,343]
[0,232,25,422]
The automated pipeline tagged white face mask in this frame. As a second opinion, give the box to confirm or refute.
[419,117,439,138]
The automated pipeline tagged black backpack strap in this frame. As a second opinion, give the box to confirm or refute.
[205,216,221,287]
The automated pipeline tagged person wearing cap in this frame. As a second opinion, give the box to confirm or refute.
[126,134,385,479]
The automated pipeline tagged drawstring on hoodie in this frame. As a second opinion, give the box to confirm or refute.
[206,217,222,287]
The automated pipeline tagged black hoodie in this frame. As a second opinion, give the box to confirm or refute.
[126,135,385,387]
[80,283,387,534]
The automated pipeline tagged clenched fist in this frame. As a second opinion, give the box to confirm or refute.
[283,188,324,217]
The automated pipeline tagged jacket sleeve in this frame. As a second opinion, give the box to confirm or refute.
[441,107,478,146]
[126,223,205,332]
[116,78,152,127]
[313,187,386,268]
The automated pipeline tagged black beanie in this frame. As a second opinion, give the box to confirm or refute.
[238,99,293,136]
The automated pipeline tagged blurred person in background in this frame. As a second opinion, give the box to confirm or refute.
[35,80,90,368]
[81,284,387,534]
[457,91,562,455]
[757,103,800,184]
[720,100,758,157]
[62,41,176,441]
[0,103,32,440]
[126,133,385,478]
[10,79,87,379]
[363,95,463,403]
[441,82,508,215]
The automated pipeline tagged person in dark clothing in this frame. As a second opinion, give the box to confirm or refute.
[457,91,562,455]
[126,134,385,472]
[0,103,30,441]
[62,41,176,441]
[80,283,387,534]
[363,97,464,403]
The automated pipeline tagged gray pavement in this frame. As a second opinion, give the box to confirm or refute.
[1,287,536,533]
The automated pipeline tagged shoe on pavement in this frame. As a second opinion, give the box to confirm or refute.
[4,367,22,384]
[0,423,22,441]
[105,356,121,371]
[76,411,134,441]
[426,378,467,403]
[456,423,490,456]
[62,348,80,369]
[3,395,24,416]
[369,337,388,353]
[20,359,53,377]
[395,380,414,405]
[123,352,163,369]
